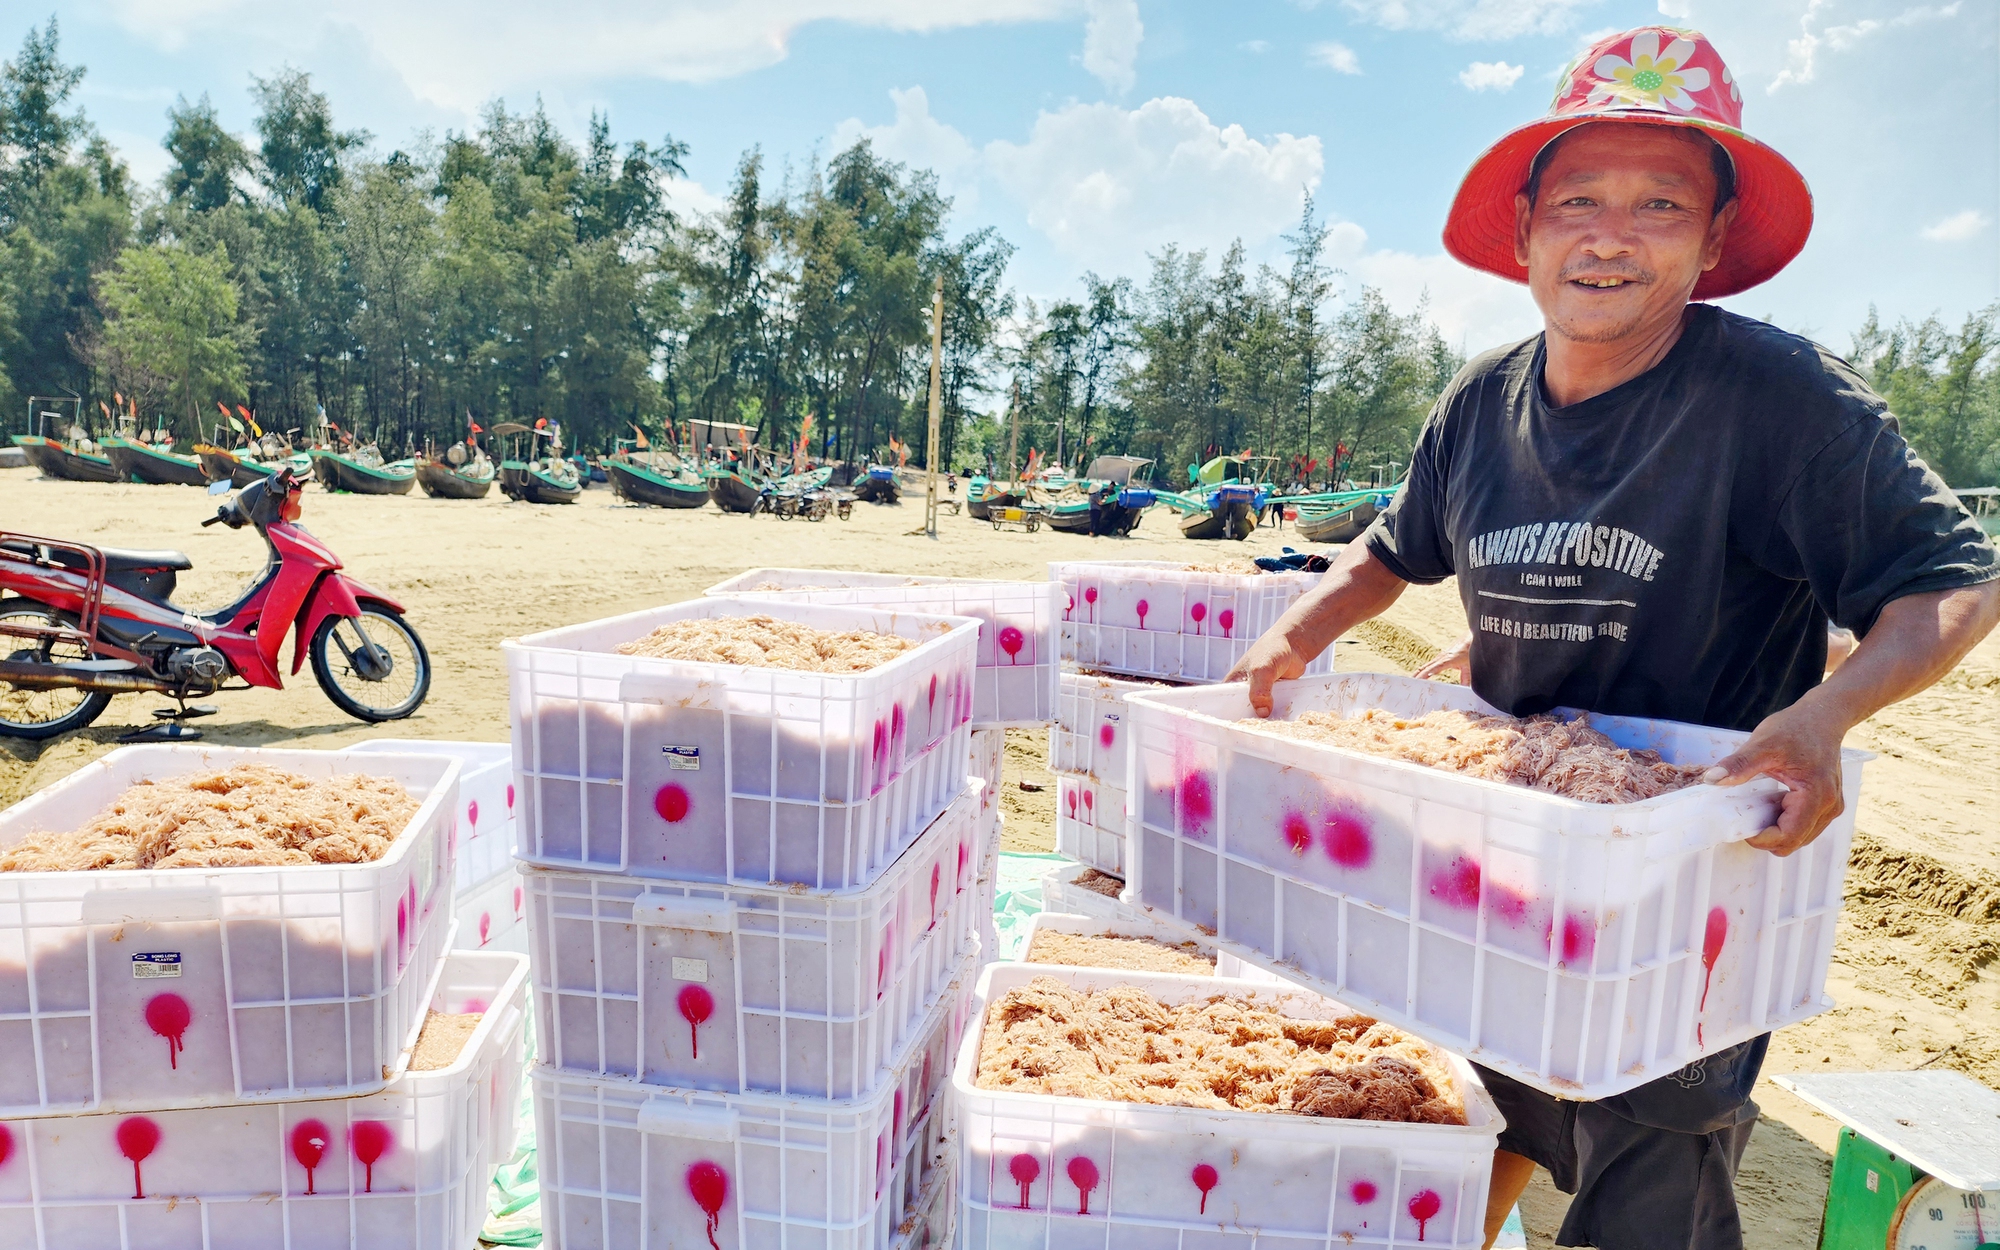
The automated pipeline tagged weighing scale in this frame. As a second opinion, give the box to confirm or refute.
[1774,1071,2000,1250]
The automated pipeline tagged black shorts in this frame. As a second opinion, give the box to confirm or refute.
[1478,1040,1767,1250]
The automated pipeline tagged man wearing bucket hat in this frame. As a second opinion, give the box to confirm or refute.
[1232,25,1999,1250]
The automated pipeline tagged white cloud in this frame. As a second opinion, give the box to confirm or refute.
[1656,0,1691,16]
[101,0,1074,114]
[1080,0,1143,94]
[660,176,730,222]
[1771,0,1962,92]
[1241,39,1271,52]
[1921,209,1991,243]
[984,96,1323,276]
[1458,60,1524,91]
[1308,41,1363,74]
[831,86,983,207]
[1339,0,1597,40]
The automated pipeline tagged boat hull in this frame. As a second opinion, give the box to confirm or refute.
[12,435,121,483]
[197,449,280,489]
[311,451,417,495]
[608,460,709,508]
[966,487,1021,520]
[1179,499,1259,541]
[852,473,901,504]
[1294,498,1378,545]
[500,462,581,504]
[707,472,764,513]
[104,440,210,486]
[416,460,495,499]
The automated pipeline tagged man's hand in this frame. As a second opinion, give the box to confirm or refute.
[1224,542,1413,717]
[1415,632,1473,684]
[1701,698,1847,856]
[1227,631,1309,718]
[1703,582,2000,857]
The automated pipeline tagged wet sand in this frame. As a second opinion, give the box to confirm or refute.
[4,468,1995,1247]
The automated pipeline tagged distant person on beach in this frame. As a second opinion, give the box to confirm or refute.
[1230,26,1999,1250]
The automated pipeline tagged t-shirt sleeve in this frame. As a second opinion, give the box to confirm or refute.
[1763,412,2000,637]
[1362,404,1456,585]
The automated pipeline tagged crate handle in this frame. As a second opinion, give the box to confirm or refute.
[636,1097,739,1141]
[631,896,737,932]
[1713,775,1789,839]
[619,671,719,709]
[80,886,221,923]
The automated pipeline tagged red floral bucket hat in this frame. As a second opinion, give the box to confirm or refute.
[1443,26,1813,301]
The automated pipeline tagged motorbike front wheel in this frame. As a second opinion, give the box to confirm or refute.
[0,602,114,739]
[310,605,431,722]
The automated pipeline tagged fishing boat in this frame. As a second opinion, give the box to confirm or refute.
[851,464,901,504]
[196,443,271,488]
[607,454,709,508]
[11,433,120,483]
[416,442,496,499]
[1168,455,1274,541]
[1293,493,1381,544]
[309,445,418,495]
[492,423,582,504]
[706,464,766,513]
[965,476,1022,520]
[103,435,209,486]
[1046,455,1157,536]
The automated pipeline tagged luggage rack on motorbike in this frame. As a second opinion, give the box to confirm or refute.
[0,535,109,653]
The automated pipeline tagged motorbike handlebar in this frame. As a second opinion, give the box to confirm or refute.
[201,513,226,527]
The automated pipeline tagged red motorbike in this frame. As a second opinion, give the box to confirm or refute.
[0,467,430,740]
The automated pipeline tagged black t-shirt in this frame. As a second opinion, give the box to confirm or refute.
[1365,305,1998,732]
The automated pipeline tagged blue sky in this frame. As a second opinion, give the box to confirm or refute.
[34,0,2000,354]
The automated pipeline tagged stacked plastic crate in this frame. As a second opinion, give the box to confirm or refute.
[704,568,1060,950]
[1045,560,1330,908]
[0,745,531,1250]
[352,739,527,953]
[506,596,990,1250]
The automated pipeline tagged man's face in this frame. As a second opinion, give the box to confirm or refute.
[1513,124,1737,345]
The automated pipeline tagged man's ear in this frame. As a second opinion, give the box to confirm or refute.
[1701,199,1739,273]
[1513,192,1534,268]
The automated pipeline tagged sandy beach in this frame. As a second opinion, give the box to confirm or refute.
[3,467,1994,1248]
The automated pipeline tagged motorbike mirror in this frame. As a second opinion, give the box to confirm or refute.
[207,479,232,496]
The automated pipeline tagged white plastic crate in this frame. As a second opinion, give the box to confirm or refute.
[1053,773,1127,876]
[1036,865,1139,930]
[707,569,1058,727]
[532,951,974,1250]
[0,744,461,1117]
[350,739,515,893]
[1124,673,1871,1098]
[525,784,983,1099]
[969,727,1004,843]
[1021,910,1280,983]
[1051,561,1332,683]
[458,864,527,954]
[955,963,1500,1250]
[0,949,528,1250]
[506,596,979,889]
[1050,670,1190,792]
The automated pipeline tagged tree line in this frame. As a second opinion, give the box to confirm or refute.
[1,19,1995,488]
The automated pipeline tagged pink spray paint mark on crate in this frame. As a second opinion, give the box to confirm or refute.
[479,912,492,946]
[1135,599,1149,629]
[1189,602,1206,634]
[145,992,191,1069]
[116,1117,159,1200]
[929,863,941,930]
[1098,721,1116,750]
[678,984,715,1059]
[1082,787,1094,817]
[1218,608,1234,638]
[998,626,1025,664]
[1699,906,1728,1044]
[1429,854,1482,910]
[687,1160,729,1250]
[1083,586,1097,621]
[1284,811,1312,855]
[1351,1180,1378,1205]
[513,884,524,917]
[1067,787,1078,818]
[654,783,689,824]
[1067,1156,1100,1214]
[0,1124,12,1170]
[351,1121,392,1192]
[1191,1163,1218,1214]
[467,798,480,829]
[1324,810,1372,868]
[1179,769,1215,837]
[1009,1153,1040,1208]
[1409,1189,1441,1240]
[291,1119,330,1195]
[506,782,515,811]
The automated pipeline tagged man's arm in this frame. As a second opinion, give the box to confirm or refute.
[1706,580,2000,855]
[1226,541,1411,716]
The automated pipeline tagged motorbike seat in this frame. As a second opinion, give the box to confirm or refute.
[97,547,195,573]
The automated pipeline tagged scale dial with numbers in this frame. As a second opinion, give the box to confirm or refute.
[1887,1176,1999,1250]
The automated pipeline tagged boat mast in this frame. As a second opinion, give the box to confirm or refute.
[1007,380,1020,486]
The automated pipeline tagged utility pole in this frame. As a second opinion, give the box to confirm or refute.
[923,274,945,540]
[1007,380,1021,485]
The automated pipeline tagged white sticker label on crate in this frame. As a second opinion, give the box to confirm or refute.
[672,957,708,984]
[663,746,700,771]
[132,952,181,979]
